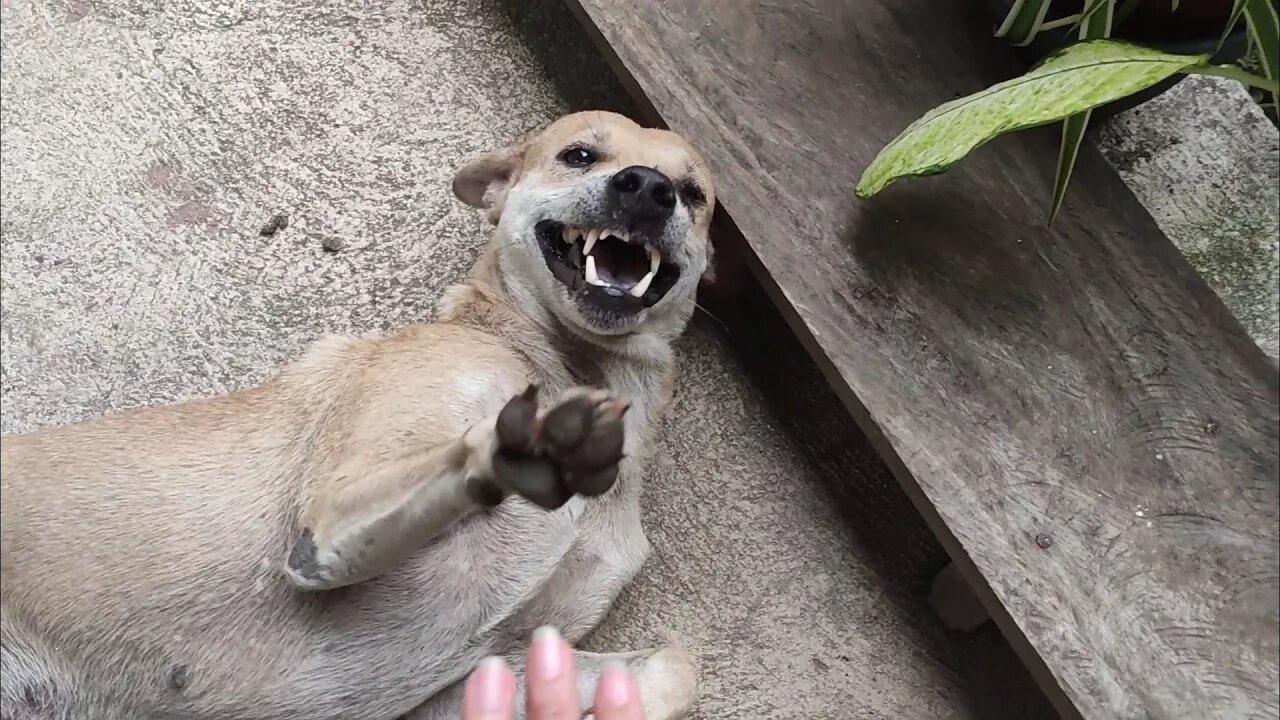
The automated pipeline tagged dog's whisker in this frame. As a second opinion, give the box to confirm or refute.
[487,237,525,253]
[681,298,732,336]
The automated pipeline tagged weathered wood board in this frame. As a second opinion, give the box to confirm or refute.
[564,1,1280,718]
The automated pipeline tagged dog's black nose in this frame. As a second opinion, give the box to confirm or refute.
[608,166,676,221]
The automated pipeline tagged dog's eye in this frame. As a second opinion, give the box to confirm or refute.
[678,180,706,207]
[559,147,596,168]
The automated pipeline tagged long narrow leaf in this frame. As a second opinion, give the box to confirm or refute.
[1220,0,1248,51]
[1244,0,1279,96]
[1081,5,1117,49]
[1041,13,1085,31]
[996,0,1054,46]
[1058,0,1114,38]
[1050,113,1093,221]
[1188,63,1279,92]
[1050,0,1116,222]
[994,0,1032,36]
[856,40,1209,198]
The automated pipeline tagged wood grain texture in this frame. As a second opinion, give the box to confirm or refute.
[564,1,1280,718]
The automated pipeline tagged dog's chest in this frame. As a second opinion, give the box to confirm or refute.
[513,478,650,643]
[511,364,661,641]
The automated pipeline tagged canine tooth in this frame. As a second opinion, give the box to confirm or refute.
[585,255,605,286]
[630,269,656,298]
[648,245,661,273]
[584,228,601,255]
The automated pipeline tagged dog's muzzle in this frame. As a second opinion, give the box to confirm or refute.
[532,165,686,316]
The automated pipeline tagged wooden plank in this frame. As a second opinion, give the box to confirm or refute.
[563,1,1280,718]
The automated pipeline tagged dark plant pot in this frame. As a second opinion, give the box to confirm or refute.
[979,0,1253,119]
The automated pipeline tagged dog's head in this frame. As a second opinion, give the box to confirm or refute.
[453,111,716,338]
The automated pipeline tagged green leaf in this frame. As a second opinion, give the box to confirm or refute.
[1054,0,1113,37]
[1244,0,1279,98]
[1050,0,1116,222]
[995,0,1053,46]
[856,40,1208,198]
[1079,3,1117,46]
[1188,63,1279,92]
[1050,112,1093,221]
[1220,0,1248,52]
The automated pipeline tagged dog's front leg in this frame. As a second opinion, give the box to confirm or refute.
[284,386,628,591]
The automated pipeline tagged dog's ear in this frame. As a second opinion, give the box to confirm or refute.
[453,141,525,224]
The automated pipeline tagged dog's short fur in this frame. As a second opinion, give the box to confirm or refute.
[0,111,716,720]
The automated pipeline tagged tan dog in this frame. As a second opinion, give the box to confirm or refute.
[0,111,715,720]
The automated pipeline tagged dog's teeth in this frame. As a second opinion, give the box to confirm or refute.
[563,227,579,245]
[648,245,661,273]
[584,228,601,256]
[630,269,656,298]
[585,255,606,286]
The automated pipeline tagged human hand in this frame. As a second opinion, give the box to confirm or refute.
[462,627,645,720]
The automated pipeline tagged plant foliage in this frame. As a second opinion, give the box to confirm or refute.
[857,0,1280,222]
[855,40,1209,198]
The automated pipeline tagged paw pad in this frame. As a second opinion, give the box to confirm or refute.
[490,386,628,509]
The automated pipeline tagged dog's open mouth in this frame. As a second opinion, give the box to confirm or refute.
[535,220,681,311]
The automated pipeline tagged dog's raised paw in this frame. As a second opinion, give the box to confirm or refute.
[491,387,627,510]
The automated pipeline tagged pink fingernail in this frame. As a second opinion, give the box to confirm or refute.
[472,656,509,711]
[530,626,565,680]
[598,661,636,708]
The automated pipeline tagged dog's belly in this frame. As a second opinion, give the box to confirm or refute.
[244,494,647,720]
[403,492,652,719]
[3,449,648,720]
[240,499,595,720]
[502,492,651,645]
[255,493,649,720]
[1,498,584,720]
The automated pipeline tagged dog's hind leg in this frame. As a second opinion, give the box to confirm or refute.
[284,386,628,591]
[577,646,699,720]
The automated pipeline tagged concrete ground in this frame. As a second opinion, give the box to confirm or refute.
[0,0,1057,717]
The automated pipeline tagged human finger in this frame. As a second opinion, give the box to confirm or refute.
[525,626,580,720]
[592,661,646,720]
[462,656,517,720]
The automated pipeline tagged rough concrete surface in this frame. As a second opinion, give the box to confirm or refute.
[1097,74,1280,360]
[0,0,1056,718]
